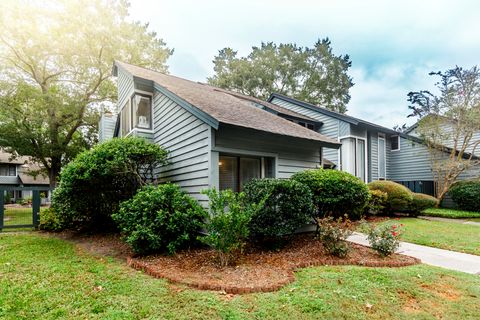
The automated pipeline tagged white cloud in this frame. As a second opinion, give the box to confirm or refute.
[128,0,480,126]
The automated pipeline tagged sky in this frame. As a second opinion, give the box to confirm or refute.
[129,0,480,129]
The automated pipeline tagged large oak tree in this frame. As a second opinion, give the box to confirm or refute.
[0,0,172,186]
[208,39,353,113]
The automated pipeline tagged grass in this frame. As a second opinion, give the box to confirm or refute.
[3,207,33,226]
[421,207,480,219]
[1,233,480,319]
[379,218,480,256]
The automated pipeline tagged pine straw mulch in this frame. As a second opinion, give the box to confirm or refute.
[51,231,419,294]
[127,234,420,294]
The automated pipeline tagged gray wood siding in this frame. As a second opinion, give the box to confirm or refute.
[152,91,211,204]
[215,125,321,179]
[370,132,379,181]
[389,137,434,181]
[98,114,117,142]
[270,97,341,165]
[117,68,134,111]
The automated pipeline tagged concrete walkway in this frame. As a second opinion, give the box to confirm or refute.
[418,215,480,226]
[348,232,480,275]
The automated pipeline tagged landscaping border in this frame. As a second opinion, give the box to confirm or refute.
[127,253,420,294]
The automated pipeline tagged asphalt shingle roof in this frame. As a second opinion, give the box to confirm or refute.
[115,61,340,147]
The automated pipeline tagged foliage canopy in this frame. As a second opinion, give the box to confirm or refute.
[208,39,353,113]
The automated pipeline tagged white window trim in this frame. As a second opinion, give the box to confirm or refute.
[338,135,368,182]
[120,90,154,137]
[390,135,400,151]
[378,133,387,179]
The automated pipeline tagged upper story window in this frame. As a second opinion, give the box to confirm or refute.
[287,119,316,131]
[119,93,153,137]
[390,135,400,151]
[131,94,152,130]
[0,164,16,176]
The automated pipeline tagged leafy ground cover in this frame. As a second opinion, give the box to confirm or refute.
[421,207,480,219]
[1,233,479,319]
[378,218,480,255]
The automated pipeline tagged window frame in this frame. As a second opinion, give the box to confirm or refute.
[0,164,17,177]
[218,153,275,192]
[378,133,387,180]
[130,92,153,132]
[338,135,368,182]
[390,135,400,151]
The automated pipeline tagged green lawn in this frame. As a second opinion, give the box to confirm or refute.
[422,207,480,219]
[3,207,33,226]
[1,233,480,319]
[379,218,480,256]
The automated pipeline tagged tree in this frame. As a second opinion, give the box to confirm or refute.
[0,0,172,186]
[208,39,353,113]
[408,66,480,201]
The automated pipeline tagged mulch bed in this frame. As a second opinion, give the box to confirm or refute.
[126,234,420,294]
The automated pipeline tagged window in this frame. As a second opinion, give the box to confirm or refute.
[119,93,152,137]
[120,100,130,137]
[131,94,152,130]
[219,155,275,192]
[378,134,386,179]
[390,135,400,151]
[285,118,317,131]
[340,137,366,182]
[0,164,16,176]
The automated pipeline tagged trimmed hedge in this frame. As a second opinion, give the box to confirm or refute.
[449,180,480,212]
[409,193,438,215]
[112,183,206,255]
[243,178,313,240]
[366,189,388,215]
[51,137,168,231]
[292,169,370,220]
[367,180,413,213]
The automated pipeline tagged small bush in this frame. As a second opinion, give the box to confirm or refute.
[317,217,352,258]
[449,180,480,212]
[199,189,260,267]
[409,193,438,216]
[243,178,313,242]
[367,181,413,213]
[365,223,403,257]
[112,183,206,255]
[366,189,388,215]
[38,208,62,231]
[52,137,168,231]
[292,169,370,220]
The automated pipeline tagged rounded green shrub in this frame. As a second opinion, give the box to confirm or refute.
[367,180,413,213]
[51,137,168,231]
[292,169,370,220]
[409,193,438,216]
[38,208,62,231]
[112,183,207,255]
[449,180,480,212]
[366,189,388,215]
[243,178,313,241]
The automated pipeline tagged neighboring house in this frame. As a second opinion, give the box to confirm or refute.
[0,150,50,203]
[102,61,341,205]
[268,94,480,197]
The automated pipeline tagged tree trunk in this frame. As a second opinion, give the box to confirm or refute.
[48,158,62,188]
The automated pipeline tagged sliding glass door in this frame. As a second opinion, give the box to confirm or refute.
[219,155,274,192]
[340,137,367,182]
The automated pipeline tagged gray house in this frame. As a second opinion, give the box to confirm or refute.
[100,62,479,202]
[268,94,480,196]
[101,62,340,205]
[0,150,50,203]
